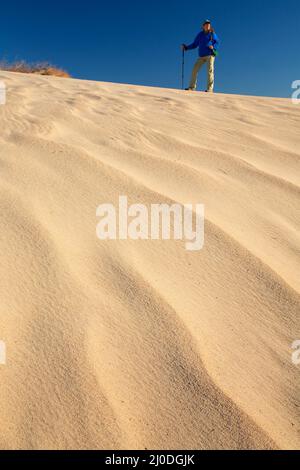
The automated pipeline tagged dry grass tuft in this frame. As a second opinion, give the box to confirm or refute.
[0,60,70,78]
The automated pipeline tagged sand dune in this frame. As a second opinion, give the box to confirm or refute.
[0,71,299,449]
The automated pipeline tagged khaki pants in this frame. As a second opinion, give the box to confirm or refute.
[189,56,215,92]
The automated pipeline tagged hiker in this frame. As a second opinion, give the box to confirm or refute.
[181,20,220,92]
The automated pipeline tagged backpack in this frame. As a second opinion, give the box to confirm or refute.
[211,33,219,57]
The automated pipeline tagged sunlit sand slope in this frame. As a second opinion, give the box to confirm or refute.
[0,71,299,449]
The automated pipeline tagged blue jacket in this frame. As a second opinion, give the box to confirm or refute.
[186,31,220,57]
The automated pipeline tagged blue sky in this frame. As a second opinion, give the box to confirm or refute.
[1,0,299,97]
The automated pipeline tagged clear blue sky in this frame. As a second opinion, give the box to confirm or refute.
[1,0,299,97]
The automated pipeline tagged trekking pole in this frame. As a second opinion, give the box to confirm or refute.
[181,48,185,90]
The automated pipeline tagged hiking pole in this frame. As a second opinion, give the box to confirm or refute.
[181,48,185,90]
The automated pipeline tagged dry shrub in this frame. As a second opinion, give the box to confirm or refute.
[0,60,70,78]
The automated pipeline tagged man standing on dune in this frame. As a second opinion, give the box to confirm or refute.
[182,19,220,93]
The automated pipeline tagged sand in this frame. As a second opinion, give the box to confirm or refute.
[0,71,299,450]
